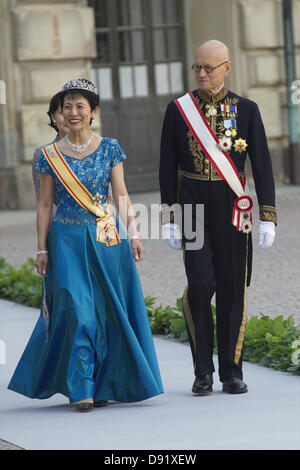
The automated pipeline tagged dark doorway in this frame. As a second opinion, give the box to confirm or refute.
[89,0,187,191]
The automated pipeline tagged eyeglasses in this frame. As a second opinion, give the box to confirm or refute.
[191,61,229,74]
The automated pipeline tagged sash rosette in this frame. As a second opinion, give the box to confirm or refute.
[95,202,120,246]
[232,195,253,234]
[42,143,120,247]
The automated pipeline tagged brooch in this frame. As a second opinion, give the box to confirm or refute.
[46,146,56,157]
[92,192,103,205]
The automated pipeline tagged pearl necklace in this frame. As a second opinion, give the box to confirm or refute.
[66,133,95,155]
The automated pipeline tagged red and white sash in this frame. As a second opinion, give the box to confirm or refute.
[175,92,252,233]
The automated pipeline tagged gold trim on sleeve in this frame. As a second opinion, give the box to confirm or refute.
[161,206,175,225]
[259,205,277,225]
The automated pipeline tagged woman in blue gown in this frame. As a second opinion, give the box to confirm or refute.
[8,79,163,411]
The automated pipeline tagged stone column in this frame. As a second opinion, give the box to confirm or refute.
[0,0,20,208]
[0,0,97,209]
[238,0,300,182]
[183,0,242,93]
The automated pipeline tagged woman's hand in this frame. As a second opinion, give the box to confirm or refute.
[130,239,145,262]
[35,253,48,276]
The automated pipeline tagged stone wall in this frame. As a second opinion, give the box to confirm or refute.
[184,0,300,184]
[239,0,300,183]
[1,0,299,209]
[0,0,97,209]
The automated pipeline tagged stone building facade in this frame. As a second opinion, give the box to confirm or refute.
[0,0,97,209]
[0,0,299,209]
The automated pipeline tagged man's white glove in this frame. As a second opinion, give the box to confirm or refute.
[162,223,182,250]
[258,221,275,249]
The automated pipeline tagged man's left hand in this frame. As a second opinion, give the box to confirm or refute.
[258,221,275,249]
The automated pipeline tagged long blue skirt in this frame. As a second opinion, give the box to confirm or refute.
[8,221,163,403]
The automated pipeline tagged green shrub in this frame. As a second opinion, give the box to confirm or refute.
[1,257,299,373]
[244,314,300,372]
[0,257,42,307]
[145,296,188,342]
[146,296,300,374]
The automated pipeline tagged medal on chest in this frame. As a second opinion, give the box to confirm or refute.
[218,104,236,150]
[221,104,237,137]
[205,104,217,118]
[218,102,247,153]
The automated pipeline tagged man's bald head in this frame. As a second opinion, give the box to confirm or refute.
[195,40,230,63]
[193,40,232,94]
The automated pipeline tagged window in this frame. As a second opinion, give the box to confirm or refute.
[89,0,186,100]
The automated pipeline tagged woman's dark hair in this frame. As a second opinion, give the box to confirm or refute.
[60,89,100,125]
[47,91,63,133]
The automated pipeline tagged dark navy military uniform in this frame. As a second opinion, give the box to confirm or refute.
[159,87,277,382]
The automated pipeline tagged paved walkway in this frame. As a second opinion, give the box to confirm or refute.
[1,299,299,451]
[0,185,300,323]
[0,184,300,450]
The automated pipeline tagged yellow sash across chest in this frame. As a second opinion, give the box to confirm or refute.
[42,143,121,247]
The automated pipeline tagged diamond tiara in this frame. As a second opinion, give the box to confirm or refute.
[62,78,99,96]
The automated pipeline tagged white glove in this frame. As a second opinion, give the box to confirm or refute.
[162,223,182,250]
[258,221,275,249]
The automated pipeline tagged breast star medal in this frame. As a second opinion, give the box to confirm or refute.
[234,138,248,153]
[218,135,232,152]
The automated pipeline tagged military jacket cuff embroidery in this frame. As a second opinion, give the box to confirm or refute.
[161,205,175,225]
[259,205,277,225]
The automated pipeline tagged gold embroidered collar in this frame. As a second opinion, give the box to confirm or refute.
[197,87,228,104]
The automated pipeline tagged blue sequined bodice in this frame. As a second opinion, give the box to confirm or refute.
[35,138,127,225]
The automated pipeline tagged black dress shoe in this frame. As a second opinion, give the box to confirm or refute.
[94,400,108,407]
[75,402,94,412]
[192,374,213,395]
[222,377,248,394]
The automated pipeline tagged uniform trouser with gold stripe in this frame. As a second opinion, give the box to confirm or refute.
[178,176,252,382]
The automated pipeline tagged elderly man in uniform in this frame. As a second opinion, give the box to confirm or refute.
[159,40,277,395]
